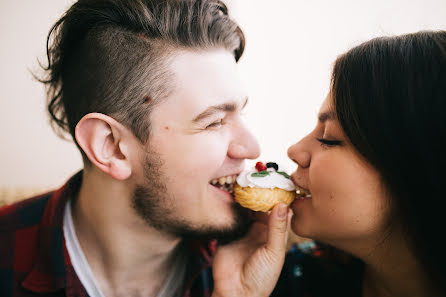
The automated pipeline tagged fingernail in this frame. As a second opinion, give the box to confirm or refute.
[277,204,287,218]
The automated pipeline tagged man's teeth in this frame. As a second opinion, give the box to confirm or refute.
[211,175,237,186]
[211,175,237,195]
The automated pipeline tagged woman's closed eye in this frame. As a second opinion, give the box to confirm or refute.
[317,138,343,147]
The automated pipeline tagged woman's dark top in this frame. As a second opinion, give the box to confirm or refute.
[271,242,364,297]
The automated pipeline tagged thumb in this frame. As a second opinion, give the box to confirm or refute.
[266,203,291,256]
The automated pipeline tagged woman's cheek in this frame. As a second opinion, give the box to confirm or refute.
[309,154,345,198]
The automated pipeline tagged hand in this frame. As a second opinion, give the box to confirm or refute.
[211,203,292,297]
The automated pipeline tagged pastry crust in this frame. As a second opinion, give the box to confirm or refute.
[234,184,295,212]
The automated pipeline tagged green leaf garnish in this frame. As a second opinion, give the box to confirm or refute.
[277,171,290,179]
[251,171,270,177]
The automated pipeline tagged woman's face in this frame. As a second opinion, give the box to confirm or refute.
[287,94,391,248]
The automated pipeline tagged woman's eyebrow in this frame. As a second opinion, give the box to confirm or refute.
[318,111,336,123]
[192,97,248,123]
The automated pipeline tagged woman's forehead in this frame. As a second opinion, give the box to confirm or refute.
[318,94,336,122]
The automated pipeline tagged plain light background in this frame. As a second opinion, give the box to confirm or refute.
[1,0,445,187]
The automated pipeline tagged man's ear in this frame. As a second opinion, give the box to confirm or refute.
[75,113,135,180]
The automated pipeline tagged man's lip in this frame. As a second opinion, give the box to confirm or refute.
[211,184,235,201]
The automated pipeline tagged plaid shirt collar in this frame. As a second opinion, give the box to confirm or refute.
[21,171,216,296]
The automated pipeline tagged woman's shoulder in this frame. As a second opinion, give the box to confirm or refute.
[270,241,364,297]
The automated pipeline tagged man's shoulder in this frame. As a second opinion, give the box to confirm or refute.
[0,189,73,297]
[0,192,53,232]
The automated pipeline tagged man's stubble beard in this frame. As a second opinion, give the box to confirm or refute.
[131,150,253,243]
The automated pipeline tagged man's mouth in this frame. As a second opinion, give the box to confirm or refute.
[295,186,312,200]
[210,174,238,195]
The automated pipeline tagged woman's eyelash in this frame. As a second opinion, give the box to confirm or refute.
[317,138,342,147]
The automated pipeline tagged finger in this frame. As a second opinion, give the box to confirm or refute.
[286,209,293,235]
[266,203,290,255]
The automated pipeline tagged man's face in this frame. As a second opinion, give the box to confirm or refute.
[132,50,260,241]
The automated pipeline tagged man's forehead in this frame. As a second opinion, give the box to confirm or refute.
[164,85,247,109]
[202,94,248,107]
[149,64,246,126]
[164,50,246,110]
[169,49,238,82]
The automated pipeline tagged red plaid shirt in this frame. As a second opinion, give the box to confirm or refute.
[0,172,215,297]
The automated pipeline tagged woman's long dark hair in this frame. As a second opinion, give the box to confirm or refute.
[332,31,446,292]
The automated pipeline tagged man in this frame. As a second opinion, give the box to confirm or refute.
[0,1,290,297]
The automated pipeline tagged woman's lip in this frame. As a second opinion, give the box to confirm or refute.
[290,173,298,186]
[291,196,312,207]
[290,173,309,192]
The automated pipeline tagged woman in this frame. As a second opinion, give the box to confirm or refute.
[281,30,446,296]
[212,30,446,297]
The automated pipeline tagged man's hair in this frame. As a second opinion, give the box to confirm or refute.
[40,0,245,146]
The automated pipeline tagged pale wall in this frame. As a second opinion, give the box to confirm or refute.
[1,0,445,187]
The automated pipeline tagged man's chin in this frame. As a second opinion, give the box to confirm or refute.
[174,204,254,244]
[132,181,253,243]
[177,221,253,245]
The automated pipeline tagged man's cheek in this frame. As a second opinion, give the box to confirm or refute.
[171,151,226,180]
[185,140,228,168]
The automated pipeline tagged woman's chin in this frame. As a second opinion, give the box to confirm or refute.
[290,216,313,239]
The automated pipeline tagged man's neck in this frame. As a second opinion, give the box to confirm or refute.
[72,170,181,297]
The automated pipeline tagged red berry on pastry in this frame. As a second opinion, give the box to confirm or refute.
[255,162,267,172]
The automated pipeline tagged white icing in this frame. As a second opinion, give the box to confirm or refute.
[236,169,296,191]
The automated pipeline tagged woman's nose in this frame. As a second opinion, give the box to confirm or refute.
[287,139,311,168]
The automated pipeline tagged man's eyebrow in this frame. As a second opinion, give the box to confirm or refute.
[192,97,248,123]
[318,110,337,123]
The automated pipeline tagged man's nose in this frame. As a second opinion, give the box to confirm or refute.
[287,137,311,168]
[228,124,261,160]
